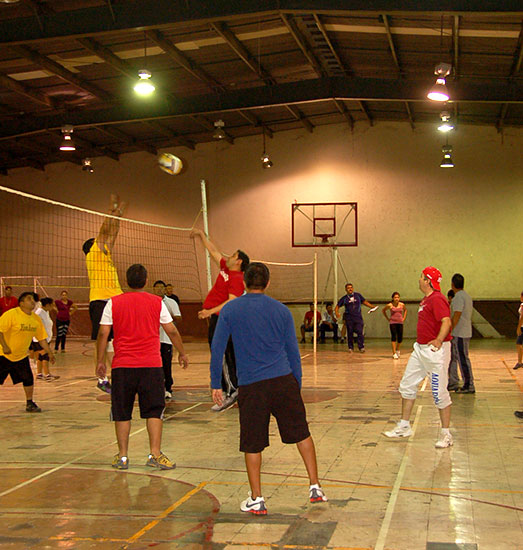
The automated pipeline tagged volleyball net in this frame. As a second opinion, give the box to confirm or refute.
[0,186,205,303]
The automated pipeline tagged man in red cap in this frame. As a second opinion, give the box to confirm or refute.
[383,267,453,448]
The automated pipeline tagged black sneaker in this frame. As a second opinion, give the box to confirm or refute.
[455,387,475,394]
[514,411,523,419]
[97,379,111,394]
[26,401,42,413]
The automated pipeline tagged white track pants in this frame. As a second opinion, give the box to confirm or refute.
[399,341,452,409]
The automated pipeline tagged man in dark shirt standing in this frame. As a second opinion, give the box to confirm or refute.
[335,283,377,353]
[383,267,453,448]
[210,262,327,515]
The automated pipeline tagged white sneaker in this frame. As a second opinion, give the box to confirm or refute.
[309,483,328,503]
[383,422,413,438]
[165,391,172,400]
[240,493,267,515]
[397,351,401,357]
[393,353,399,359]
[435,432,453,448]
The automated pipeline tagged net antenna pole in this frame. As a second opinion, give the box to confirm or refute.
[333,247,338,309]
[313,252,318,356]
[200,179,213,292]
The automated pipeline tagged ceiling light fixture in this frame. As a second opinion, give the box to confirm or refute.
[0,0,21,3]
[440,144,454,168]
[261,129,273,169]
[427,62,451,102]
[82,158,94,173]
[213,120,226,140]
[134,33,155,96]
[59,125,76,151]
[438,111,454,132]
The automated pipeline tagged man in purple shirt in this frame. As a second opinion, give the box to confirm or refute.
[210,262,327,515]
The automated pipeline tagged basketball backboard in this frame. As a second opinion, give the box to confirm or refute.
[291,202,357,247]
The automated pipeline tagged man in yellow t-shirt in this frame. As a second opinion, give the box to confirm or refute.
[83,194,126,393]
[0,292,55,412]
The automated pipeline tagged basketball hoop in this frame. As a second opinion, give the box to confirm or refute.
[318,234,332,244]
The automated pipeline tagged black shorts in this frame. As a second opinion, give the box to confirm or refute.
[390,323,404,343]
[29,341,43,352]
[238,373,310,453]
[111,367,165,422]
[89,300,114,341]
[517,333,523,346]
[0,356,34,387]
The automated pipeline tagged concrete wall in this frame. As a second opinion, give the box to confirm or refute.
[2,121,522,313]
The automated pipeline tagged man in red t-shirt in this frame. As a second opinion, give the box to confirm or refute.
[300,303,321,343]
[191,228,249,412]
[96,264,189,471]
[0,286,18,316]
[383,266,454,448]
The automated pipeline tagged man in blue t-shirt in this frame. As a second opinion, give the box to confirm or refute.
[210,262,327,515]
[335,283,376,353]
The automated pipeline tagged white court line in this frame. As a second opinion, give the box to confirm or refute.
[374,405,424,550]
[420,377,428,392]
[0,402,202,500]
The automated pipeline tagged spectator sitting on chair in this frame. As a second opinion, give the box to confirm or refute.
[319,303,338,343]
[300,303,321,343]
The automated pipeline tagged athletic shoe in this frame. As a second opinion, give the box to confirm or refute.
[165,390,172,400]
[36,373,44,380]
[393,353,399,359]
[26,400,42,413]
[447,384,460,391]
[383,423,412,438]
[348,348,353,353]
[435,432,453,448]
[97,379,111,394]
[44,373,60,381]
[514,411,523,419]
[397,351,401,357]
[359,348,365,353]
[240,493,267,515]
[513,363,523,370]
[455,387,475,394]
[309,484,328,503]
[340,337,346,343]
[146,452,176,470]
[112,454,129,470]
[210,390,238,412]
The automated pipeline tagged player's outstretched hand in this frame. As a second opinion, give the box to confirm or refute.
[178,353,189,369]
[212,388,223,407]
[198,309,211,319]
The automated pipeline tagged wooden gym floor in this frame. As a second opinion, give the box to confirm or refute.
[0,338,521,550]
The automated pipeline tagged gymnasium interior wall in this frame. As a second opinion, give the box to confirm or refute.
[2,120,522,337]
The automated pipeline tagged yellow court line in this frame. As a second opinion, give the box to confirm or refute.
[121,481,207,549]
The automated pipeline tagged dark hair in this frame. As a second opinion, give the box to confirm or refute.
[451,273,464,290]
[18,291,34,304]
[325,302,333,307]
[391,292,400,300]
[237,250,250,272]
[5,285,12,291]
[32,293,40,302]
[345,282,353,287]
[153,280,166,287]
[447,289,455,299]
[41,297,53,307]
[126,264,147,289]
[82,238,95,255]
[244,262,270,290]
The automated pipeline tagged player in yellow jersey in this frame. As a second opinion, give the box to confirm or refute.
[0,292,55,412]
[83,194,126,393]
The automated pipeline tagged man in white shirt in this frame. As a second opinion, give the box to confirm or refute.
[32,298,60,382]
[449,273,475,394]
[319,303,338,343]
[153,280,182,400]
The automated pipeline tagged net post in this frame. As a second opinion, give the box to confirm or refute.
[200,179,213,292]
[333,247,338,308]
[313,252,318,356]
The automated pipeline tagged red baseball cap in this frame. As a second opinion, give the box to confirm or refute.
[422,266,442,291]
